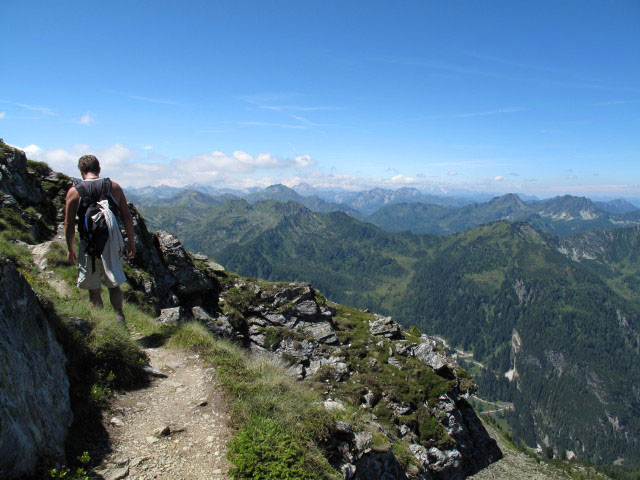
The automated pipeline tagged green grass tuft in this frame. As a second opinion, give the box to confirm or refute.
[228,417,320,480]
[169,322,340,479]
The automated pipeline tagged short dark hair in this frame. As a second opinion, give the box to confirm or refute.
[78,155,100,175]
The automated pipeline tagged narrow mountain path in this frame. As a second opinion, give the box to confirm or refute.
[28,237,233,480]
[94,343,232,480]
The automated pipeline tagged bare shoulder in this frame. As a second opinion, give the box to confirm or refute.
[110,180,125,200]
[65,185,80,202]
[110,180,123,193]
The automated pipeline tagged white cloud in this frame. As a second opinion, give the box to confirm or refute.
[19,144,316,187]
[142,145,153,150]
[0,112,5,119]
[389,174,418,184]
[22,144,43,156]
[448,171,458,176]
[21,144,137,179]
[494,175,505,181]
[78,113,94,125]
[294,154,314,168]
[567,174,577,180]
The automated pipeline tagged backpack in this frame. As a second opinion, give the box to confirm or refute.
[75,178,114,273]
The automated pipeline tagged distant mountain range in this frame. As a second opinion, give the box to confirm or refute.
[128,183,640,469]
[144,195,640,468]
[129,183,640,239]
[366,193,640,236]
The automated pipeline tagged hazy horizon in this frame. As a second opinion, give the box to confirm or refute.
[2,1,638,198]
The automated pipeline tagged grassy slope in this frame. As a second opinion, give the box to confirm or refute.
[1,218,340,478]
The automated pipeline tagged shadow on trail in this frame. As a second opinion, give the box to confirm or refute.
[136,331,171,348]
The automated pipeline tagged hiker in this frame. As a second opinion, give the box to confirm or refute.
[64,155,136,322]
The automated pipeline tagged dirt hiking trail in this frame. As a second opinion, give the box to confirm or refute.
[29,237,233,479]
[94,341,232,480]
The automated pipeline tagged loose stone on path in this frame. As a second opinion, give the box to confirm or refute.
[94,342,232,479]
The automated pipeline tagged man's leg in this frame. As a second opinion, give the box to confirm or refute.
[89,288,104,308]
[108,286,125,320]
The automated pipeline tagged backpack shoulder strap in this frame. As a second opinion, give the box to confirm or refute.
[74,181,90,202]
[100,178,112,201]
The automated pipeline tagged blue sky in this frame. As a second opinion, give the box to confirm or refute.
[1,0,639,197]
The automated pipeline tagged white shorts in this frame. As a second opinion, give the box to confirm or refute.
[77,240,126,290]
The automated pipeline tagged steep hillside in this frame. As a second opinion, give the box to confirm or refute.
[0,141,507,479]
[219,206,435,310]
[554,225,640,301]
[594,199,639,215]
[398,222,640,467]
[204,205,640,469]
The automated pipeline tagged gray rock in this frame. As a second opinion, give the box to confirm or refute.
[143,365,166,377]
[286,363,305,380]
[319,304,336,318]
[387,356,403,369]
[362,389,378,408]
[156,231,213,296]
[248,324,263,336]
[263,312,289,326]
[323,400,346,411]
[354,431,372,454]
[250,333,266,347]
[354,451,408,480]
[95,462,129,480]
[268,285,310,306]
[395,342,415,356]
[414,342,449,373]
[410,444,464,478]
[392,402,412,416]
[156,306,183,326]
[276,338,316,360]
[67,316,92,335]
[409,443,430,469]
[307,356,349,380]
[0,146,43,204]
[369,315,402,339]
[294,299,319,317]
[299,320,338,344]
[110,417,124,427]
[0,260,72,477]
[335,420,354,434]
[205,260,225,272]
[192,307,234,338]
[247,316,267,327]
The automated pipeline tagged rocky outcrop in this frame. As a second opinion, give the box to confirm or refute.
[210,276,502,479]
[126,209,221,311]
[0,141,70,241]
[369,314,403,339]
[0,142,43,206]
[0,259,73,478]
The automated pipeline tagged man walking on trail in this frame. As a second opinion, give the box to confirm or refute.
[64,155,136,322]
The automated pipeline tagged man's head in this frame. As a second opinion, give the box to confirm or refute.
[77,155,100,178]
